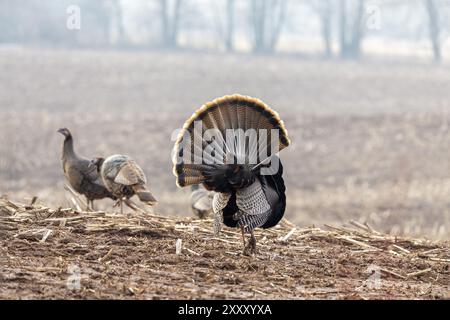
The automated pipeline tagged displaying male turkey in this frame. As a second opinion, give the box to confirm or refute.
[92,155,157,214]
[57,127,116,211]
[190,185,214,219]
[172,94,290,255]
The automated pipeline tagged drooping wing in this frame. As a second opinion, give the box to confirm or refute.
[260,158,286,229]
[231,156,286,230]
[212,192,232,235]
[235,178,271,216]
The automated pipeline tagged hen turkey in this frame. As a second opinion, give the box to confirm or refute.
[58,128,116,211]
[92,155,157,214]
[190,185,214,219]
[172,94,290,255]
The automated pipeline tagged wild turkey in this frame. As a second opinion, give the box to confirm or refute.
[172,94,290,255]
[190,185,214,219]
[91,155,157,214]
[57,128,116,211]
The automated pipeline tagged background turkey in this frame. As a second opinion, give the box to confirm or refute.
[190,185,214,219]
[57,128,116,211]
[92,154,157,214]
[173,94,290,255]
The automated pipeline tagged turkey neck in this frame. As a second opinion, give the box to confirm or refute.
[62,135,77,161]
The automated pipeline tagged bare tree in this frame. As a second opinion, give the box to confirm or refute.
[0,0,113,46]
[109,0,126,45]
[309,0,333,57]
[339,0,366,59]
[159,0,183,48]
[225,0,235,51]
[424,0,441,62]
[251,0,288,53]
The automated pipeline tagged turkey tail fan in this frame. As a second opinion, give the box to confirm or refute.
[173,94,290,188]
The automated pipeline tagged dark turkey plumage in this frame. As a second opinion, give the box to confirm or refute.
[172,94,290,255]
[58,127,116,211]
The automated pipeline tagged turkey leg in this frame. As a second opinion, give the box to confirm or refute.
[85,198,92,212]
[243,230,257,256]
[240,226,246,247]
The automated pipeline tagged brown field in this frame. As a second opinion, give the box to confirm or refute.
[1,198,449,299]
[0,47,449,299]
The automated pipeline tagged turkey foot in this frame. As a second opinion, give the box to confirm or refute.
[86,199,95,212]
[85,200,92,212]
[243,232,257,256]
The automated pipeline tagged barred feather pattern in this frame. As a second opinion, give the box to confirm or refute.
[235,179,272,232]
[237,210,272,233]
[236,179,270,216]
[212,192,231,236]
[212,179,273,235]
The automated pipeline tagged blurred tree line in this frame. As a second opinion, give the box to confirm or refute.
[0,0,449,62]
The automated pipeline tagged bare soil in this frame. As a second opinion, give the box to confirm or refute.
[1,198,449,300]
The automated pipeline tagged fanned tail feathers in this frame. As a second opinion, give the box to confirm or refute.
[173,94,290,187]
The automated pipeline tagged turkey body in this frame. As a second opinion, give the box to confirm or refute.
[58,128,116,210]
[190,185,214,219]
[97,154,157,213]
[172,94,290,255]
[219,160,285,231]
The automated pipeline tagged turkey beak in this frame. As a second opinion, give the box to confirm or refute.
[57,128,68,137]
